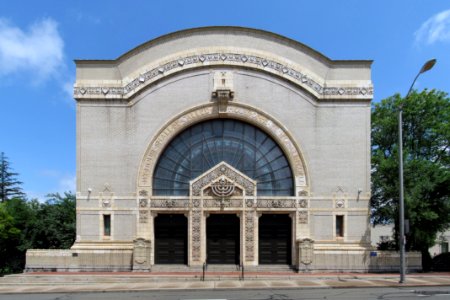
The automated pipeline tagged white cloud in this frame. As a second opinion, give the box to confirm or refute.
[415,9,450,45]
[62,78,76,105]
[59,175,76,193]
[25,190,47,202]
[38,170,76,197]
[0,18,64,82]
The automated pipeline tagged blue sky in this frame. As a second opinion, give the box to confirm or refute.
[1,1,449,200]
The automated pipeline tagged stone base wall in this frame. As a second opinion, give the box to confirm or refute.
[367,251,422,272]
[26,248,421,273]
[25,249,133,272]
[298,249,421,273]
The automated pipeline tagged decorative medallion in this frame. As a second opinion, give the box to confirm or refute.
[139,190,148,197]
[298,190,308,196]
[139,199,148,208]
[335,199,345,208]
[299,199,308,208]
[246,199,254,208]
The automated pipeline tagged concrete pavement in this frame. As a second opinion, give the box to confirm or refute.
[1,272,450,294]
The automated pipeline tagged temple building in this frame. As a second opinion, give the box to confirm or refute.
[26,27,419,272]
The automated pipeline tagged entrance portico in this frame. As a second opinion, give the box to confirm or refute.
[146,161,299,267]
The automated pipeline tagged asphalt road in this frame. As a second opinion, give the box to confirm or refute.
[2,286,450,300]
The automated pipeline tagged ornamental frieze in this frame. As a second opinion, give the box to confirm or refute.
[257,199,296,208]
[74,52,372,100]
[150,199,189,208]
[203,199,243,208]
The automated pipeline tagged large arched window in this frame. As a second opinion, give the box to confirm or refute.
[153,119,294,196]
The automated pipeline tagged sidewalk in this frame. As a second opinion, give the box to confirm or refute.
[1,272,450,294]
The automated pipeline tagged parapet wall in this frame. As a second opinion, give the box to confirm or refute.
[299,250,421,273]
[26,249,421,273]
[25,249,133,272]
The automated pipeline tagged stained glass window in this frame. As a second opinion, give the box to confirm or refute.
[153,119,294,196]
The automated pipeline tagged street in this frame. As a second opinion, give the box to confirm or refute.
[2,286,450,300]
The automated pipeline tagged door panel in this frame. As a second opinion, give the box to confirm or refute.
[259,214,292,264]
[207,214,240,264]
[155,214,187,264]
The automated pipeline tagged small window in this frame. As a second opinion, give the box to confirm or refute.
[441,242,449,253]
[336,215,344,238]
[104,215,111,236]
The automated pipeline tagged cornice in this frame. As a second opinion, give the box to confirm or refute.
[74,50,373,101]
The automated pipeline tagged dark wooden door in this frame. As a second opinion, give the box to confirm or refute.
[259,214,292,264]
[207,214,240,264]
[154,214,187,264]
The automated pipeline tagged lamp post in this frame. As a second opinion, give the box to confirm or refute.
[399,58,436,283]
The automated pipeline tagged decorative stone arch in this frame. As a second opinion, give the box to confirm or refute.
[137,102,309,196]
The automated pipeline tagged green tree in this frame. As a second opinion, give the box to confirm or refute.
[0,152,25,202]
[29,192,76,249]
[371,89,450,270]
[1,198,37,274]
[0,202,21,275]
[1,193,76,275]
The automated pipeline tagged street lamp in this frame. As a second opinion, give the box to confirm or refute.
[399,58,436,283]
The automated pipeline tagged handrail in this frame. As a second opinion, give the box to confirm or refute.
[202,262,207,281]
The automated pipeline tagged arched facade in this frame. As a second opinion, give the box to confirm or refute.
[137,102,308,196]
[25,27,390,273]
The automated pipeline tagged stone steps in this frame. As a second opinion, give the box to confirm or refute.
[0,265,299,284]
[1,274,305,284]
[150,264,295,272]
[2,267,299,284]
